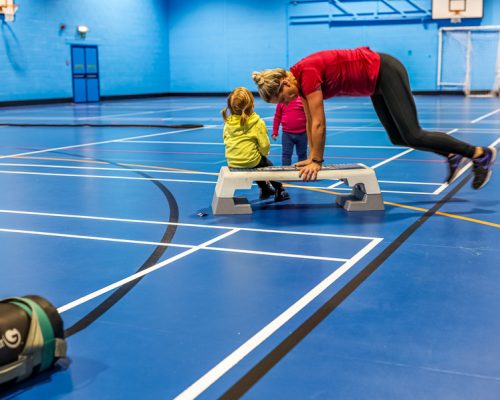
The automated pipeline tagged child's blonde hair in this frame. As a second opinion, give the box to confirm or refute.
[252,69,294,103]
[221,87,255,126]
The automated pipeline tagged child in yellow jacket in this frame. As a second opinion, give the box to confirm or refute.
[221,87,289,201]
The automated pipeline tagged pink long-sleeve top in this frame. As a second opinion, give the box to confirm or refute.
[272,96,307,136]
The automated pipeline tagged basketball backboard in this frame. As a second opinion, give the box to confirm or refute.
[0,0,18,22]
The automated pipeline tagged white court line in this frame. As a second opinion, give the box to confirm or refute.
[327,129,459,189]
[378,180,441,186]
[327,126,500,133]
[0,169,438,194]
[0,209,379,240]
[451,127,500,132]
[0,163,219,176]
[0,117,95,120]
[433,136,500,195]
[0,228,192,248]
[196,125,467,132]
[158,117,484,124]
[78,110,173,120]
[35,105,213,110]
[325,105,349,111]
[0,170,217,184]
[56,229,240,314]
[0,126,206,160]
[124,140,405,150]
[0,163,439,184]
[471,108,500,124]
[378,190,435,195]
[79,105,212,120]
[0,169,437,194]
[174,237,383,400]
[331,187,435,195]
[0,107,213,121]
[369,145,426,169]
[262,106,350,120]
[206,246,348,262]
[0,228,348,263]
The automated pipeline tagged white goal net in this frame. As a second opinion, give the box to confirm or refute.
[438,26,500,97]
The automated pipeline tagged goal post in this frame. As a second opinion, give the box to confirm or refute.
[438,26,500,97]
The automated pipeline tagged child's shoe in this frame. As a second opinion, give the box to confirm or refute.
[259,183,275,200]
[472,147,497,189]
[445,153,464,184]
[274,187,290,202]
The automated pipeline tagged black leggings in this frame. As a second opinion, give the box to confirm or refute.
[255,156,283,191]
[371,53,476,158]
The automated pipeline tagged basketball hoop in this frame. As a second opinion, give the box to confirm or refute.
[449,0,465,23]
[450,11,462,24]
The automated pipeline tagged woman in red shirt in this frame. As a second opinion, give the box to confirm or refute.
[252,47,496,189]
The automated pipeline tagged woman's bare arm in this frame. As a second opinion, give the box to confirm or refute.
[301,95,313,150]
[296,90,326,181]
[304,89,326,162]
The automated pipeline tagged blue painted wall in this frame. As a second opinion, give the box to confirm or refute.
[167,0,500,93]
[286,0,500,91]
[0,0,170,102]
[167,0,287,93]
[2,0,500,101]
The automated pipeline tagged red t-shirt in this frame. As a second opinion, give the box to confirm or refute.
[290,47,381,98]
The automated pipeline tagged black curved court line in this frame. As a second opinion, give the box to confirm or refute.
[220,174,472,399]
[35,150,180,338]
[0,123,204,129]
[64,171,179,337]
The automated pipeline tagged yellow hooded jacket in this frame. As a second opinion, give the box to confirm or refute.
[223,112,270,168]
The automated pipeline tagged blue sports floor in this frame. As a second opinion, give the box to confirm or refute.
[0,96,499,399]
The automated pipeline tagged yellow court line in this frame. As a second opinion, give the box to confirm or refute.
[121,163,185,171]
[15,156,108,165]
[282,185,498,229]
[283,183,341,195]
[384,201,500,229]
[12,156,498,228]
[119,163,218,175]
[13,157,214,174]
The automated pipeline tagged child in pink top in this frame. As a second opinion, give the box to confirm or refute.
[272,96,307,166]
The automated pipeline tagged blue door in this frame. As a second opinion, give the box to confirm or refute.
[71,45,100,103]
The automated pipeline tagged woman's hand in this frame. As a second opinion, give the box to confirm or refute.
[298,161,322,181]
[295,158,312,167]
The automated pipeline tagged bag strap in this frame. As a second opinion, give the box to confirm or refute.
[10,298,56,371]
[0,296,62,384]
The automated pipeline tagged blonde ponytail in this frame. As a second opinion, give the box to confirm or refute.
[240,110,249,126]
[221,106,229,122]
[221,87,255,126]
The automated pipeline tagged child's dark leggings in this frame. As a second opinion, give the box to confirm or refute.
[371,53,476,158]
[255,156,282,191]
[282,131,308,166]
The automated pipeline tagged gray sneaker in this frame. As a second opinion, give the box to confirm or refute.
[446,153,464,184]
[472,147,497,190]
